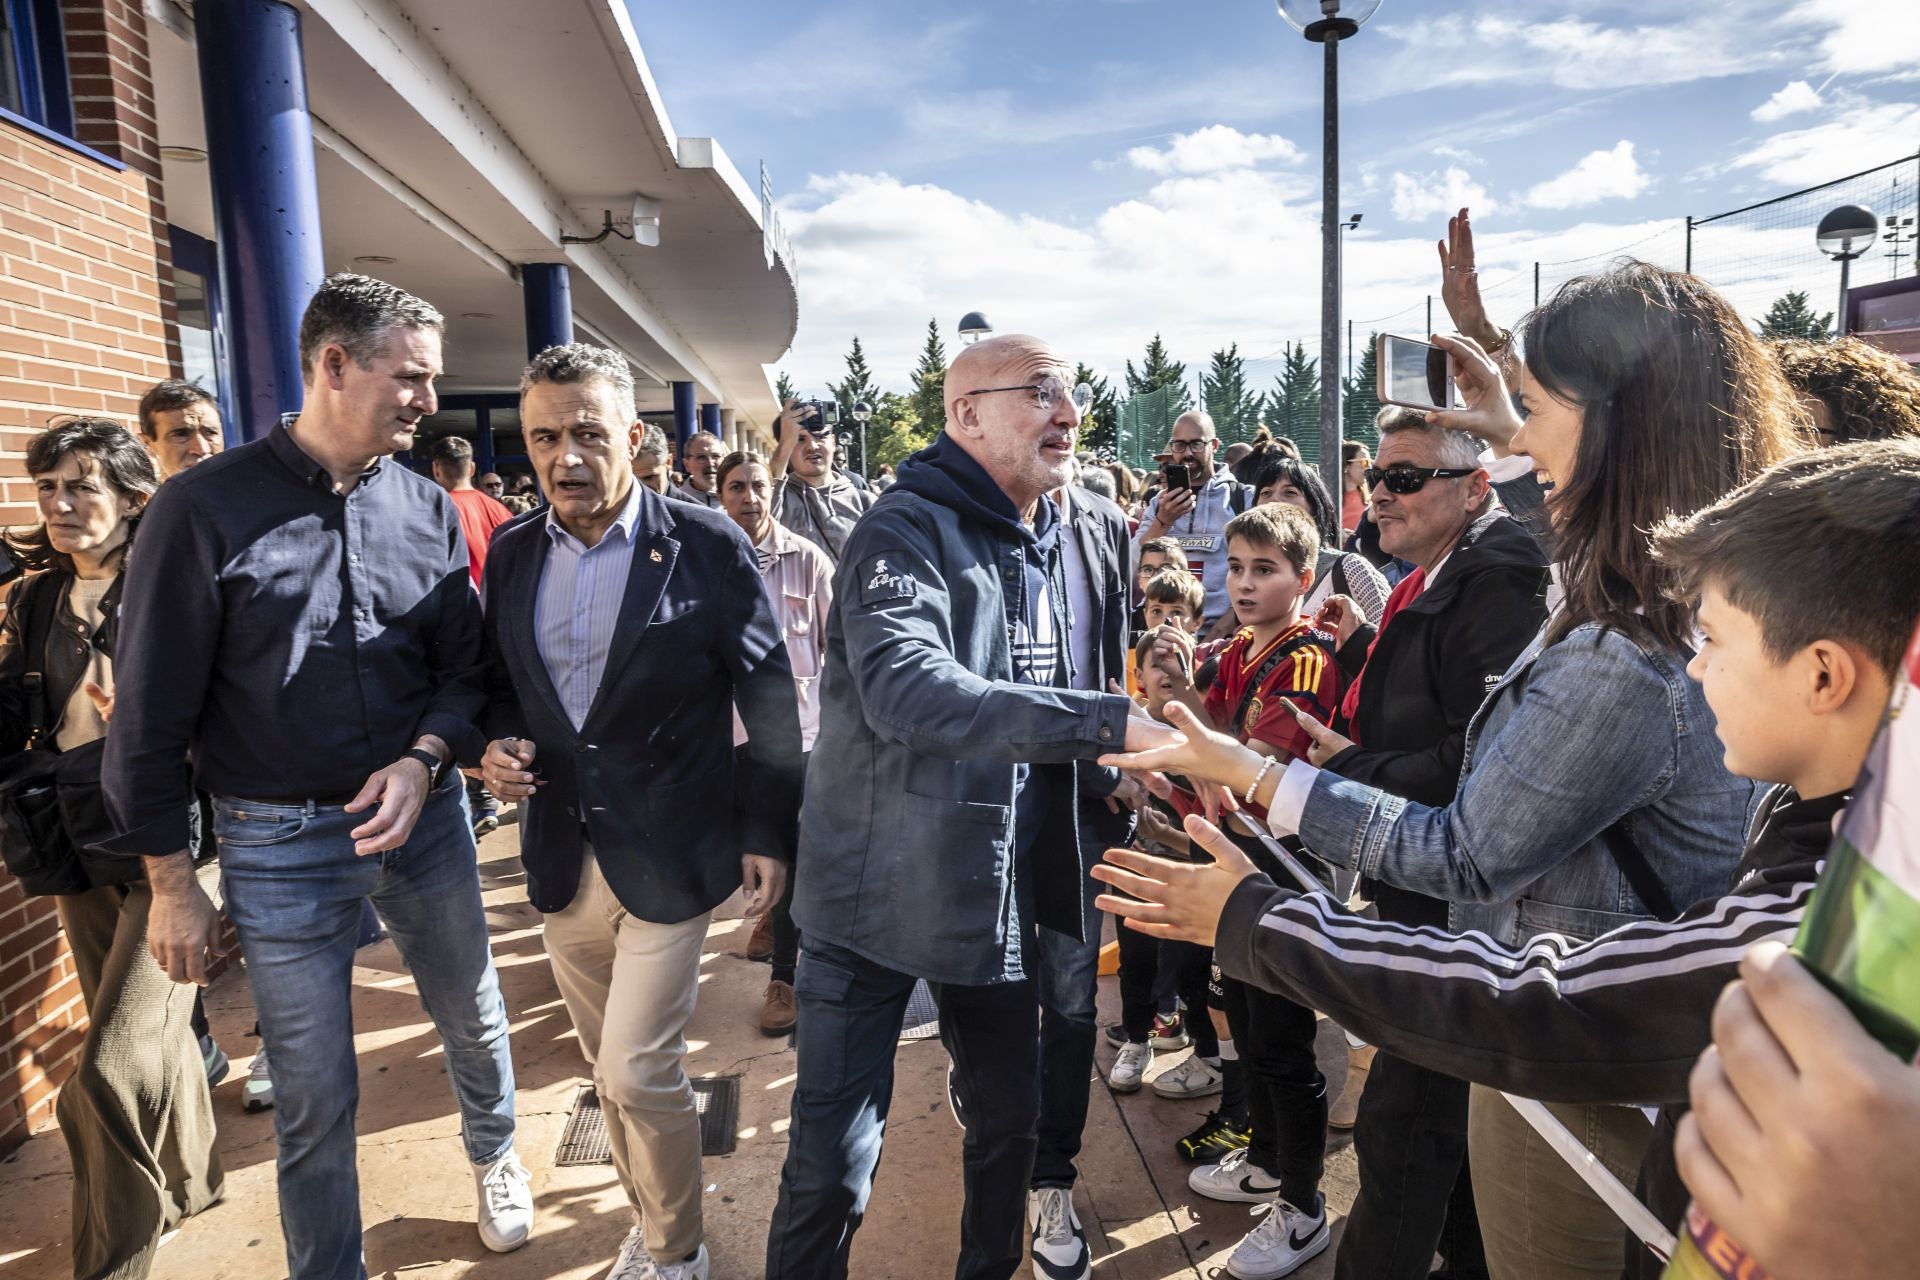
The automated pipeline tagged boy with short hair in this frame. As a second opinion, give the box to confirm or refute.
[1131,535,1185,631]
[1142,567,1205,635]
[1094,439,1920,1278]
[1143,501,1343,1279]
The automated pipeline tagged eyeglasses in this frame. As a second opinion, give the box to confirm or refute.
[1364,465,1477,494]
[965,377,1094,415]
[1164,437,1215,455]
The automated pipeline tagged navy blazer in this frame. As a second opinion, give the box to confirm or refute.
[478,485,804,923]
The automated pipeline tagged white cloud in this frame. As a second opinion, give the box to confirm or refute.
[1372,7,1790,94]
[1752,80,1824,122]
[1727,101,1920,186]
[1523,141,1653,210]
[1390,167,1496,223]
[772,163,1703,400]
[1126,125,1304,175]
[1790,0,1920,75]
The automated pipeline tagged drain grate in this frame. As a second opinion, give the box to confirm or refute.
[899,978,941,1042]
[554,1077,741,1165]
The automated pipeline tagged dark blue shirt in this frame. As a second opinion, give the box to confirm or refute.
[101,426,484,855]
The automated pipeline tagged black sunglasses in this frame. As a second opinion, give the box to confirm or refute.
[1364,465,1477,495]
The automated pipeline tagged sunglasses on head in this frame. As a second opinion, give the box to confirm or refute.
[1364,465,1477,495]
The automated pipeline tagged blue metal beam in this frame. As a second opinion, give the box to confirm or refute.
[194,0,325,441]
[521,263,573,358]
[671,381,696,450]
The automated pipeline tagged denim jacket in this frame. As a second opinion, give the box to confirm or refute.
[1299,619,1755,945]
[792,440,1134,986]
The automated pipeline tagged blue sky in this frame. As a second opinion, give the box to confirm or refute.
[629,0,1920,396]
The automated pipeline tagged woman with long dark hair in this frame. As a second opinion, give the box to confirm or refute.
[1118,261,1808,1280]
[0,418,222,1278]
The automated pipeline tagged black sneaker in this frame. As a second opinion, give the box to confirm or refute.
[1176,1109,1251,1164]
[1103,1022,1129,1048]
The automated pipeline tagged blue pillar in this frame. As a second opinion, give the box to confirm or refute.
[699,403,721,439]
[672,381,697,450]
[195,0,325,442]
[521,263,573,358]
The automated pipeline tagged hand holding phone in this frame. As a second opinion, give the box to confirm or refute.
[1377,334,1457,413]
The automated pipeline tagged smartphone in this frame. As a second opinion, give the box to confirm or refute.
[1162,462,1192,491]
[1377,333,1456,413]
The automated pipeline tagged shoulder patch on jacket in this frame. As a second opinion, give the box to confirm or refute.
[858,554,917,606]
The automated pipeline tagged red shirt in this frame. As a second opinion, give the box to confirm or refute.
[1202,617,1344,760]
[447,487,514,587]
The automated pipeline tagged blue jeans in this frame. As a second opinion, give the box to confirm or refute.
[1031,923,1099,1188]
[215,774,517,1280]
[764,940,1042,1280]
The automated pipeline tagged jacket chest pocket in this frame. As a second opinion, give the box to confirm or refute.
[783,592,820,677]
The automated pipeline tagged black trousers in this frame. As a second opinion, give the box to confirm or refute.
[1117,927,1217,1056]
[1214,970,1325,1212]
[1334,883,1490,1280]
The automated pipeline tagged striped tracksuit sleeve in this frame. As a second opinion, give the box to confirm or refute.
[1211,862,1819,1107]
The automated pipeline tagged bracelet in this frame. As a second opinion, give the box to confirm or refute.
[1242,756,1276,807]
[1485,326,1514,354]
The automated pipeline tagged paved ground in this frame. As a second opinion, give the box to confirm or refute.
[0,824,1362,1280]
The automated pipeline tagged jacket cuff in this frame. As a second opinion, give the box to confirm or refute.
[418,711,485,768]
[97,811,192,859]
[1088,693,1132,752]
[1215,873,1286,979]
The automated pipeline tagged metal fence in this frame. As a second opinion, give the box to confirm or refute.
[1687,152,1920,332]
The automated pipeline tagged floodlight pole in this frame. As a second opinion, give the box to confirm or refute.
[1317,29,1343,501]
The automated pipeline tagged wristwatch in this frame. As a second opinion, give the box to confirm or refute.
[402,747,448,786]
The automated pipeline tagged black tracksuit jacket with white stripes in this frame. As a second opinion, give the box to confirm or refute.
[1214,785,1843,1270]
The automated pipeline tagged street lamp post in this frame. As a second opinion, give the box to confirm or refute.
[958,311,993,345]
[851,400,873,479]
[1816,204,1880,338]
[1278,0,1380,500]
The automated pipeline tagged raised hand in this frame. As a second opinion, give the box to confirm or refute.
[1426,332,1524,455]
[1438,207,1502,350]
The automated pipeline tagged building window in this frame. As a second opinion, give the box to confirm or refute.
[0,0,74,137]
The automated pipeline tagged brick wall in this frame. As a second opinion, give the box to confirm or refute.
[0,0,179,1155]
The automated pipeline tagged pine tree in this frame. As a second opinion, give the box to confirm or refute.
[1073,362,1120,457]
[1342,333,1381,448]
[829,336,881,412]
[1269,342,1321,463]
[905,319,948,437]
[774,371,798,407]
[1201,343,1261,441]
[1757,291,1833,341]
[1124,334,1192,410]
[863,392,936,471]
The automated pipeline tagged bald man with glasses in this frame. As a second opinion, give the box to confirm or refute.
[1132,411,1254,635]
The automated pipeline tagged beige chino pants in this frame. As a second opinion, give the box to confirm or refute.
[543,851,711,1263]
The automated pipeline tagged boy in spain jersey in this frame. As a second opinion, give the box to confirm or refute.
[1140,501,1342,1280]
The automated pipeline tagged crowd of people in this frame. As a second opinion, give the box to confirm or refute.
[3,203,1919,1280]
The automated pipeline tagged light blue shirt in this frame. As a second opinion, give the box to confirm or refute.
[535,481,643,730]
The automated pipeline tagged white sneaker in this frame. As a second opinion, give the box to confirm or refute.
[1225,1196,1329,1279]
[605,1226,651,1280]
[1151,1055,1223,1099]
[244,1046,274,1112]
[1107,1041,1151,1093]
[474,1150,533,1252]
[1026,1186,1090,1280]
[1189,1146,1285,1204]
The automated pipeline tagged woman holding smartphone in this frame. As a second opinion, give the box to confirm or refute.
[1121,261,1807,1280]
